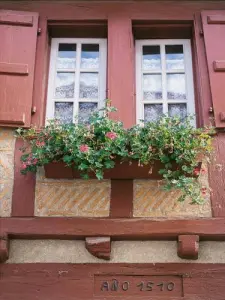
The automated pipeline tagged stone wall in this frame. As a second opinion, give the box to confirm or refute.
[0,128,15,217]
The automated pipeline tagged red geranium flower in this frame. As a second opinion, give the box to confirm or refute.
[79,144,89,153]
[105,132,117,140]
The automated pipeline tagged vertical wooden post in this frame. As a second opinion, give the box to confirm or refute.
[11,138,36,217]
[108,15,135,127]
[110,180,133,218]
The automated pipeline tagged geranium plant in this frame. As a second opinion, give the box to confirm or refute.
[16,105,214,204]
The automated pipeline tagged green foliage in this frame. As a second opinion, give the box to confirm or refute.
[16,105,215,204]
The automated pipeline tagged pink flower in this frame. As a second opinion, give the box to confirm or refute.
[36,141,45,148]
[105,132,117,140]
[193,168,200,176]
[201,187,207,196]
[21,162,27,169]
[32,158,38,165]
[79,144,89,153]
[201,168,207,174]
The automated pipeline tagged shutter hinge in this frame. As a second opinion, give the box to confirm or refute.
[209,107,213,113]
[37,28,42,35]
[31,106,37,114]
[199,29,204,36]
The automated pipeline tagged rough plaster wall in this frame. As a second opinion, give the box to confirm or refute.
[7,240,225,263]
[35,168,110,217]
[0,128,15,217]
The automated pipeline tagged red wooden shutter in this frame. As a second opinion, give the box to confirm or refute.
[202,11,225,128]
[0,10,38,127]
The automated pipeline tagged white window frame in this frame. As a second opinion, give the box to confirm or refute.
[136,39,195,124]
[46,38,107,123]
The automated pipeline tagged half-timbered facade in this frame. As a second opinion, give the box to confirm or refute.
[1,1,225,299]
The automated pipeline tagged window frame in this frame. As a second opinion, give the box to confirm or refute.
[135,39,195,124]
[46,37,107,124]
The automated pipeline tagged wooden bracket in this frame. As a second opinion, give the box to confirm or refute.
[177,235,199,260]
[85,237,111,260]
[0,234,9,263]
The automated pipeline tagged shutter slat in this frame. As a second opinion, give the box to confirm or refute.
[0,13,33,26]
[0,10,38,127]
[213,61,225,72]
[0,62,28,75]
[202,10,225,128]
[207,15,225,24]
[0,113,25,125]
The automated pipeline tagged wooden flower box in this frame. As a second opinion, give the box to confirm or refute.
[44,160,169,180]
[44,160,202,180]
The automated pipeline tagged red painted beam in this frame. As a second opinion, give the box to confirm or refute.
[2,217,225,240]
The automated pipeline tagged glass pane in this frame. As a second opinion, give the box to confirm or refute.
[168,103,187,120]
[55,102,73,123]
[78,102,98,124]
[57,44,76,69]
[79,73,98,99]
[81,44,99,69]
[143,74,162,100]
[144,104,163,122]
[166,45,184,70]
[167,74,186,100]
[143,45,161,70]
[55,73,75,99]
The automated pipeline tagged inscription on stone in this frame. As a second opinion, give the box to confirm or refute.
[94,275,183,297]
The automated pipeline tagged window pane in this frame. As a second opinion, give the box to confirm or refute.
[166,45,184,70]
[55,102,73,123]
[167,74,186,100]
[144,104,163,122]
[79,102,98,124]
[143,74,162,100]
[81,44,99,69]
[55,72,75,99]
[168,103,187,120]
[79,73,98,99]
[142,45,161,70]
[57,44,76,69]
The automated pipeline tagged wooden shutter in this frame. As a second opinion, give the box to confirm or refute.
[202,11,225,128]
[0,10,38,127]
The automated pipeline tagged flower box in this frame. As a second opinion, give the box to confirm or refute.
[44,160,165,179]
[44,160,200,180]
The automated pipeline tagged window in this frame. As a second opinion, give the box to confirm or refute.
[46,38,107,124]
[136,39,195,124]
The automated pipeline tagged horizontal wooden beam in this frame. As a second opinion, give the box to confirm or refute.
[2,217,225,240]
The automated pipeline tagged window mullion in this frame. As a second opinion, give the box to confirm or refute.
[161,43,168,115]
[74,42,82,123]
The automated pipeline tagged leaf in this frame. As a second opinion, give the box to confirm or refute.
[79,163,88,170]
